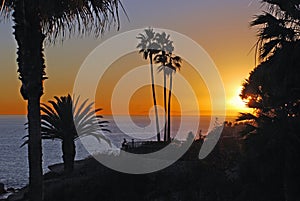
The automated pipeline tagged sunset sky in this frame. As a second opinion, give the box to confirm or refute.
[0,0,261,117]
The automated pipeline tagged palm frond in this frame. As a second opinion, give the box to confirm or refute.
[251,2,300,60]
[42,95,110,143]
[75,101,95,125]
[77,110,100,128]
[23,94,111,148]
[154,54,168,64]
[157,65,165,73]
[20,140,29,148]
[172,56,182,62]
[74,98,89,119]
[236,112,258,122]
[137,27,164,60]
[22,135,29,140]
[260,39,281,58]
[251,12,281,27]
[39,0,124,43]
[239,124,258,137]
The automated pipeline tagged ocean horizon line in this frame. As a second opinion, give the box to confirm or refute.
[0,114,239,118]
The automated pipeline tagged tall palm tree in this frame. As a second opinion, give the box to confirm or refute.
[154,32,174,141]
[23,95,110,173]
[166,56,182,142]
[1,1,121,200]
[158,55,182,142]
[137,28,161,141]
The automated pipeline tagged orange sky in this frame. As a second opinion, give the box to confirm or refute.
[94,52,212,116]
[0,0,259,117]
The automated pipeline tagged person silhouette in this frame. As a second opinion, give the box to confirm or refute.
[122,138,128,149]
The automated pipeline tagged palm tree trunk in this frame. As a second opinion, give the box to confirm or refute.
[163,70,167,142]
[13,1,45,200]
[62,136,76,173]
[167,74,173,142]
[150,54,161,141]
[27,96,43,201]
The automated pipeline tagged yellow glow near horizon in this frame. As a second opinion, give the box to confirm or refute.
[228,86,251,114]
[0,1,261,116]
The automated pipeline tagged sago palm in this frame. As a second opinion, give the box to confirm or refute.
[24,95,110,173]
[0,1,122,200]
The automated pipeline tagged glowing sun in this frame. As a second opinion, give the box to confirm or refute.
[229,86,251,113]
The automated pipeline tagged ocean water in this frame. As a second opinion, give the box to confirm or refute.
[0,115,227,189]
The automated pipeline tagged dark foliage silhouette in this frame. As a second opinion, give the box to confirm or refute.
[157,52,182,142]
[154,32,174,141]
[251,0,300,61]
[0,1,121,200]
[238,1,300,200]
[24,95,110,173]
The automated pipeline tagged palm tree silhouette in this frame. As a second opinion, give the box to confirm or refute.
[166,56,182,141]
[251,0,300,61]
[154,32,174,141]
[137,28,161,141]
[239,59,300,201]
[23,95,110,173]
[1,1,121,200]
[238,1,300,199]
[158,55,182,141]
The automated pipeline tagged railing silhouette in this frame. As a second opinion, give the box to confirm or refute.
[120,140,170,154]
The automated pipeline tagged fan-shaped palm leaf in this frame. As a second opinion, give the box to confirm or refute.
[1,0,125,42]
[251,2,300,60]
[23,94,110,173]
